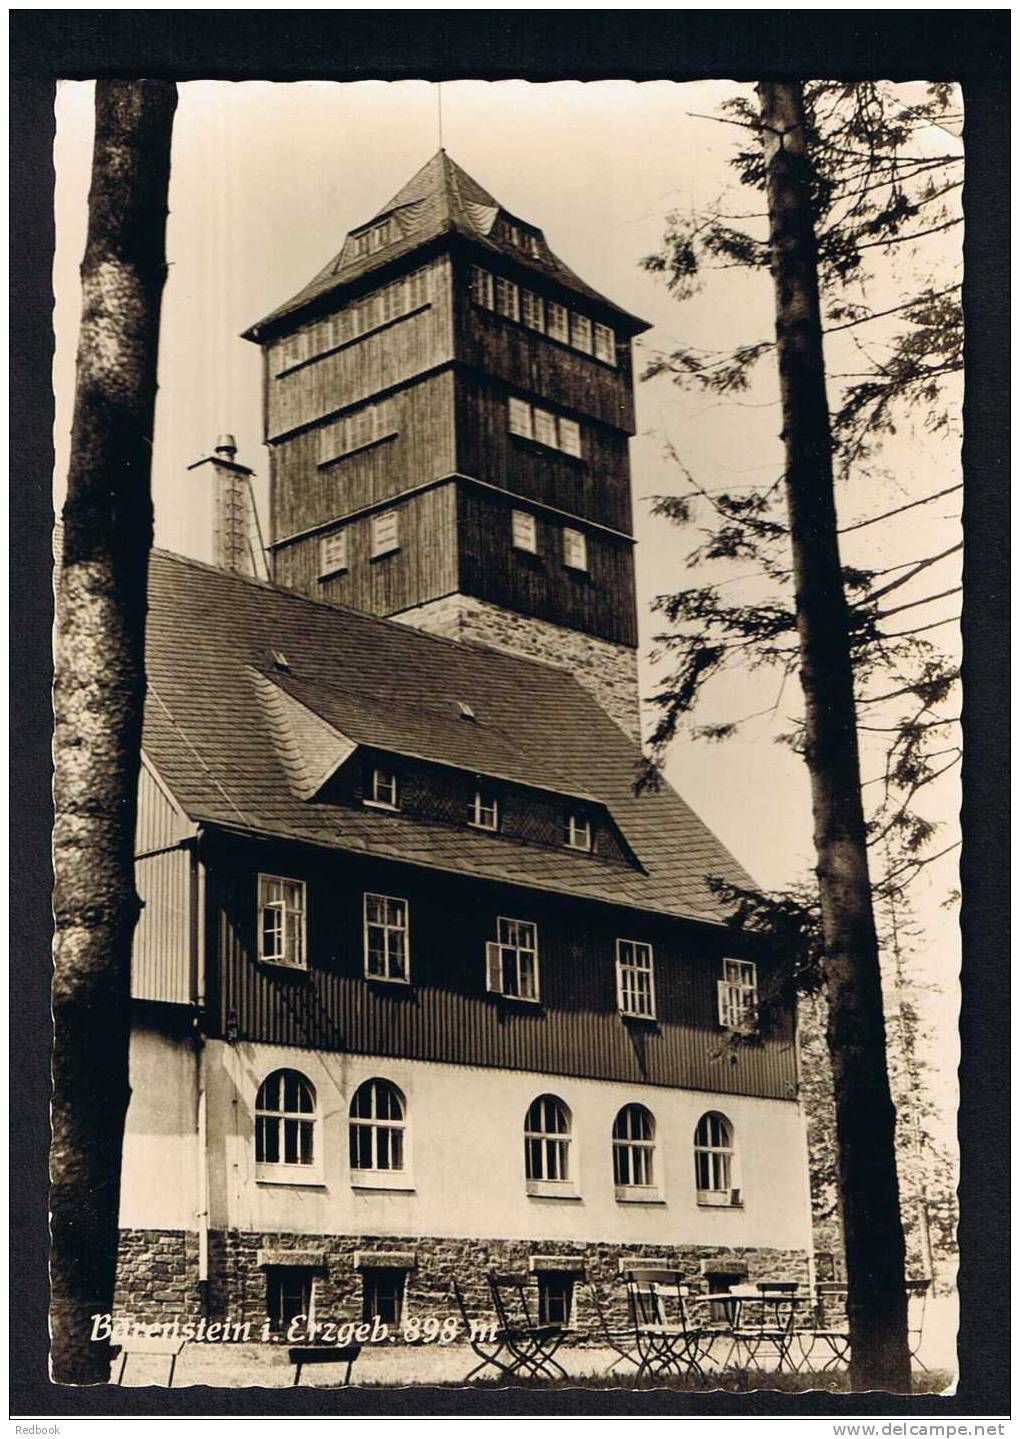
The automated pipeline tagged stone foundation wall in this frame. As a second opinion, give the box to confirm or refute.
[390,594,641,742]
[116,1228,810,1336]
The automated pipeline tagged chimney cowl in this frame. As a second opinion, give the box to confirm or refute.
[214,433,238,459]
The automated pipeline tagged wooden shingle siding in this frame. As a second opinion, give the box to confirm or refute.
[452,259,636,433]
[274,482,459,615]
[456,485,638,648]
[454,374,634,535]
[207,837,796,1102]
[270,371,457,545]
[265,255,454,442]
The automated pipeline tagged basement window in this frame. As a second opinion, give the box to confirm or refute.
[266,1267,315,1336]
[363,1267,406,1328]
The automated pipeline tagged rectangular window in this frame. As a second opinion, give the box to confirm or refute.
[257,875,307,970]
[521,290,545,331]
[319,400,393,466]
[546,301,569,344]
[469,791,499,831]
[368,767,399,808]
[495,276,520,321]
[267,1268,314,1336]
[319,530,348,578]
[594,322,616,365]
[362,1268,406,1328]
[718,958,758,1030]
[557,417,581,457]
[532,407,558,449]
[616,939,656,1019]
[508,397,533,439]
[562,528,588,572]
[537,1273,574,1327]
[511,509,537,553]
[570,312,593,354]
[471,265,495,309]
[364,893,410,982]
[486,918,540,1001]
[563,813,592,851]
[371,509,400,558]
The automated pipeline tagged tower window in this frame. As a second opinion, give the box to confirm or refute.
[522,290,545,331]
[594,322,617,365]
[533,407,557,448]
[562,528,588,572]
[471,265,495,309]
[319,530,348,578]
[557,417,581,457]
[319,400,395,466]
[511,509,537,553]
[546,302,569,344]
[496,276,520,321]
[469,791,499,831]
[569,312,593,354]
[563,813,592,851]
[352,218,394,257]
[508,400,583,457]
[371,509,400,558]
[508,397,533,439]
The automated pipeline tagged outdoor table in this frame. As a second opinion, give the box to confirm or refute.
[687,1287,809,1374]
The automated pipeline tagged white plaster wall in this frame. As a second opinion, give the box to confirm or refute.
[119,1028,199,1229]
[206,1041,812,1253]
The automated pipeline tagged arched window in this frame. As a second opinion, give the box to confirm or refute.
[255,1069,316,1169]
[613,1104,655,1188]
[524,1095,571,1182]
[349,1079,406,1172]
[694,1112,734,1200]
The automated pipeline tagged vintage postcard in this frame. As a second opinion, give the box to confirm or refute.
[33,56,989,1421]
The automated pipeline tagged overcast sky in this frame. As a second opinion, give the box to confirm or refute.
[52,81,963,1119]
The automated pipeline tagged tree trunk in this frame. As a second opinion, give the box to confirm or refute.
[51,79,176,1385]
[756,80,910,1390]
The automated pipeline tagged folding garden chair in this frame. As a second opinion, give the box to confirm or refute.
[799,1281,851,1374]
[487,1271,570,1380]
[624,1269,710,1381]
[451,1277,519,1382]
[585,1279,641,1375]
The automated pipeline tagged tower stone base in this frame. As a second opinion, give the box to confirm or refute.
[390,594,641,742]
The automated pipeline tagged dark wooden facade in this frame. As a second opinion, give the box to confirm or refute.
[199,828,796,1102]
[260,232,640,650]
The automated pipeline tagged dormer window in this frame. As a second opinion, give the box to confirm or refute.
[469,791,499,832]
[352,218,394,257]
[562,528,588,572]
[367,768,399,810]
[563,814,592,851]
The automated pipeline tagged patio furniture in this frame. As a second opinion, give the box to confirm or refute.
[451,1277,519,1381]
[689,1283,807,1375]
[486,1271,570,1380]
[798,1281,851,1373]
[288,1343,361,1387]
[624,1269,710,1381]
[906,1277,932,1370]
[112,1334,187,1387]
[585,1279,641,1375]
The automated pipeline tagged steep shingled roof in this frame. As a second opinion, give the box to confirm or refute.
[244,150,650,340]
[142,547,754,923]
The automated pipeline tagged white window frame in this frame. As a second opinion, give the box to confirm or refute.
[254,1068,320,1185]
[511,508,537,554]
[371,508,400,559]
[366,766,399,810]
[562,528,588,573]
[257,874,307,971]
[694,1111,738,1206]
[593,322,617,365]
[363,892,410,984]
[349,1078,409,1188]
[717,958,758,1031]
[487,917,540,1002]
[563,813,592,851]
[319,529,348,579]
[495,275,520,321]
[469,791,499,831]
[471,265,495,309]
[522,290,545,332]
[557,416,581,457]
[524,1094,572,1194]
[613,1104,656,1193]
[616,939,656,1019]
[546,301,569,344]
[532,406,558,449]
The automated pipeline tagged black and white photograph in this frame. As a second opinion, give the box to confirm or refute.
[12,12,1008,1426]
